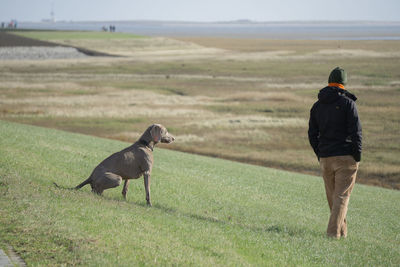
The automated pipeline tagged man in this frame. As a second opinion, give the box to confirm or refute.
[308,67,362,239]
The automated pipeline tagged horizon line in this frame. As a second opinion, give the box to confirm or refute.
[17,19,400,24]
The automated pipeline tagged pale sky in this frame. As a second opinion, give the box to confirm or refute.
[1,0,400,22]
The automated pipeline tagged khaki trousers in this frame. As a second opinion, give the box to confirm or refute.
[320,155,359,239]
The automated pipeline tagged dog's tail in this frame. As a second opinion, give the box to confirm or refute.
[53,175,92,190]
[53,182,75,190]
[75,175,92,190]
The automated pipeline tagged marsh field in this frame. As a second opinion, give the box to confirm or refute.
[1,30,399,189]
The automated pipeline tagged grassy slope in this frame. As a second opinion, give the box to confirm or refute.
[0,120,399,266]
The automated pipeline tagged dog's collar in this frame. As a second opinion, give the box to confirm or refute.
[138,139,154,151]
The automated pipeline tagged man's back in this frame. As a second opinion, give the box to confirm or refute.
[308,85,362,161]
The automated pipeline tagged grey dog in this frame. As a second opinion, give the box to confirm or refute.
[58,124,175,206]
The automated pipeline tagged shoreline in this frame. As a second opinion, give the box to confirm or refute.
[11,21,400,40]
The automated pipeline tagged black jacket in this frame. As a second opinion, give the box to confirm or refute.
[308,86,362,161]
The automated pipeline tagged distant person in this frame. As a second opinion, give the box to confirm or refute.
[308,67,362,239]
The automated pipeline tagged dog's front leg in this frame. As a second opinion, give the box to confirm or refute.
[143,171,152,207]
[122,179,129,200]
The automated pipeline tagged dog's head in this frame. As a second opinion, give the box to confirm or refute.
[150,124,175,144]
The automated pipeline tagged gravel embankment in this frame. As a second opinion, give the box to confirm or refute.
[0,46,88,60]
[0,31,115,59]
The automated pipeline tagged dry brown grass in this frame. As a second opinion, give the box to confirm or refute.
[1,33,399,189]
[175,38,400,53]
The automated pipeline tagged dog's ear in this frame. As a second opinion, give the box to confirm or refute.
[150,125,162,143]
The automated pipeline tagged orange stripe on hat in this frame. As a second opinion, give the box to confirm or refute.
[328,83,345,89]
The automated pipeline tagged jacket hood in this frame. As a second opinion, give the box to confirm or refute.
[318,86,357,104]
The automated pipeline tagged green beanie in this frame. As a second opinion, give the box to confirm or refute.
[328,67,347,85]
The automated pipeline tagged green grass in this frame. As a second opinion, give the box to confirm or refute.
[0,120,399,266]
[13,30,145,40]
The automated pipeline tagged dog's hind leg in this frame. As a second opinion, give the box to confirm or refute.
[92,172,122,195]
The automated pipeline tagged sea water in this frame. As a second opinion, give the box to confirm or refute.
[16,20,400,40]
